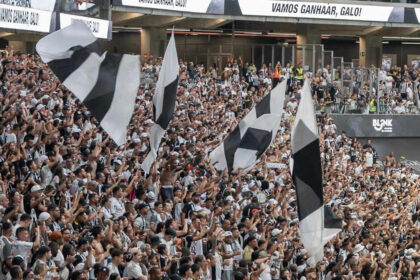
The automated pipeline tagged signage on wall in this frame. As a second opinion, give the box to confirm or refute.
[372,119,392,133]
[60,13,112,40]
[0,3,54,33]
[114,0,420,24]
[239,1,420,24]
[0,0,56,11]
[332,114,420,138]
[114,0,212,13]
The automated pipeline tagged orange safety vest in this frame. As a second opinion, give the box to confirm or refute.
[274,67,281,79]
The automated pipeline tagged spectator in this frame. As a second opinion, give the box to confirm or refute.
[0,48,418,280]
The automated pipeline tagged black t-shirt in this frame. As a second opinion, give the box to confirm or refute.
[242,203,259,218]
[73,252,86,267]
[182,202,194,219]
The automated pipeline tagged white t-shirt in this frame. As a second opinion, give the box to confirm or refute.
[223,244,234,270]
[215,253,222,280]
[107,263,120,276]
[110,197,125,218]
[126,261,144,279]
[12,240,33,267]
[378,70,387,82]
[101,207,113,221]
[366,152,373,168]
[260,265,272,280]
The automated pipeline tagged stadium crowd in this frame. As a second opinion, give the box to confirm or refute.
[0,48,419,280]
[206,58,420,115]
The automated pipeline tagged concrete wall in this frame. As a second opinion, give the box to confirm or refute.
[383,43,420,66]
[102,33,420,68]
[174,34,280,66]
[102,32,140,54]
[322,39,359,62]
[323,39,420,66]
[0,38,7,49]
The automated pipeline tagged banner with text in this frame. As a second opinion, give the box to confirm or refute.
[114,0,420,24]
[115,0,212,13]
[0,0,55,11]
[0,4,54,33]
[59,13,112,40]
[332,114,420,138]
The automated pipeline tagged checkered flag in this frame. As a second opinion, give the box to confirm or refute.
[291,79,342,267]
[210,80,286,173]
[36,21,140,146]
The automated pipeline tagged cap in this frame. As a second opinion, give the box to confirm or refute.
[47,151,56,157]
[31,185,44,192]
[72,127,81,133]
[151,236,161,245]
[11,255,24,265]
[225,196,234,202]
[137,203,148,210]
[192,192,201,197]
[36,104,45,111]
[258,250,268,258]
[98,266,109,275]
[353,244,364,253]
[38,212,51,222]
[165,229,177,237]
[114,159,122,165]
[223,231,232,238]
[140,133,148,138]
[146,192,156,200]
[271,229,282,237]
[170,151,179,157]
[251,209,261,215]
[0,194,7,201]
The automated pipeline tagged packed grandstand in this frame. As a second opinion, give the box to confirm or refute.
[0,46,419,280]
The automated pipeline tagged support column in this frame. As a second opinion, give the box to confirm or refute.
[140,28,167,62]
[7,41,26,52]
[359,35,382,67]
[296,24,320,68]
[296,24,321,45]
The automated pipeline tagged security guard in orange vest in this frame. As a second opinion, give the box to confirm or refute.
[273,63,281,87]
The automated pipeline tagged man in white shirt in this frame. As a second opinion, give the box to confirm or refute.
[126,248,147,280]
[393,103,406,114]
[12,227,40,268]
[219,232,241,280]
[110,186,125,218]
[365,148,373,170]
[107,248,123,276]
[378,66,387,83]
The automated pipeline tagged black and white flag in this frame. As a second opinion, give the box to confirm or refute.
[141,33,179,174]
[291,79,342,266]
[210,80,286,173]
[36,21,140,146]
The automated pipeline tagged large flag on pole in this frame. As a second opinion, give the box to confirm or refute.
[141,33,179,174]
[291,79,342,267]
[36,21,140,146]
[210,80,286,173]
